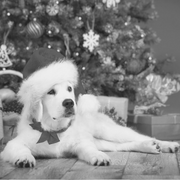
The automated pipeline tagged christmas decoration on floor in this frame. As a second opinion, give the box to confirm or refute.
[0,0,180,116]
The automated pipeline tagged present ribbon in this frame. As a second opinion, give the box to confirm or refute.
[30,120,72,144]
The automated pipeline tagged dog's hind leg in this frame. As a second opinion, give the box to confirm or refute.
[94,114,152,143]
[1,137,36,168]
[94,138,161,154]
[94,114,180,153]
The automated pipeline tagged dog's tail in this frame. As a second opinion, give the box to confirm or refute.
[77,94,101,114]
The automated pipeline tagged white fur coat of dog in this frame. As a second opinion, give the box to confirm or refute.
[1,60,179,167]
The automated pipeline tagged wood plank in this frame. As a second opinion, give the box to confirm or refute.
[61,152,129,179]
[107,152,130,166]
[177,152,180,173]
[0,158,15,178]
[3,158,77,179]
[123,175,180,179]
[62,167,124,179]
[160,153,179,175]
[0,144,15,178]
[123,152,179,176]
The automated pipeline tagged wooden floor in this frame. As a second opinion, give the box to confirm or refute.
[1,146,180,180]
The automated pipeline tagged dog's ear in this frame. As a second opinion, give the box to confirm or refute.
[20,99,43,123]
[32,100,43,122]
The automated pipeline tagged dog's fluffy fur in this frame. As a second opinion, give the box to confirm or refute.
[1,60,179,167]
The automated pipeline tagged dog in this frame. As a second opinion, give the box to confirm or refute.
[1,60,179,168]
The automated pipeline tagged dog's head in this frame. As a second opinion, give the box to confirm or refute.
[39,82,76,131]
[18,60,79,132]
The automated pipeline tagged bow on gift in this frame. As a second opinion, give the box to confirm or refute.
[146,74,180,103]
[135,73,180,115]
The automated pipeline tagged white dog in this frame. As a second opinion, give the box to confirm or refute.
[1,60,179,168]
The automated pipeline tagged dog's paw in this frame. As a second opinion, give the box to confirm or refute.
[139,140,161,154]
[158,141,180,153]
[14,153,36,168]
[89,151,111,166]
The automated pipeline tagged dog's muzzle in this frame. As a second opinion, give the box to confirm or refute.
[62,99,75,117]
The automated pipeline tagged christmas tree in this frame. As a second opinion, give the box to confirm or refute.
[0,0,180,114]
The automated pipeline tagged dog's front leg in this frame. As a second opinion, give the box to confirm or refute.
[75,141,111,166]
[1,137,36,167]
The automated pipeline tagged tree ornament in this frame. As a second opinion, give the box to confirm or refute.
[102,0,121,8]
[72,17,83,29]
[82,6,92,15]
[26,20,44,39]
[0,44,12,68]
[46,3,59,16]
[96,2,103,9]
[104,23,113,34]
[83,30,100,52]
[35,4,45,14]
[46,21,60,36]
[126,59,145,75]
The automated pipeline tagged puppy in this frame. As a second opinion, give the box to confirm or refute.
[1,81,179,167]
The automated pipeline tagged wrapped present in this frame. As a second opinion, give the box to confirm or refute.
[0,98,22,144]
[97,96,128,121]
[127,114,180,140]
[0,99,3,143]
[135,73,180,115]
[3,112,19,143]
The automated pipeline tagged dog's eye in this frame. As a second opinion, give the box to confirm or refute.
[67,86,72,92]
[47,89,56,95]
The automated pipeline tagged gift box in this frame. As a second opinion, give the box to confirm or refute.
[127,114,180,140]
[97,96,128,121]
[2,112,19,144]
[0,100,3,143]
[0,98,19,144]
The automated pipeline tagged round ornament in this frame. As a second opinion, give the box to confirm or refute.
[46,3,59,16]
[104,23,113,34]
[46,21,60,36]
[126,59,145,75]
[26,20,44,38]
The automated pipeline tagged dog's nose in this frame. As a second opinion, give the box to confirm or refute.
[62,99,74,108]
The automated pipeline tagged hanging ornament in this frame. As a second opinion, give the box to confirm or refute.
[136,39,144,48]
[83,30,100,52]
[58,4,66,15]
[102,0,121,8]
[103,56,113,66]
[7,42,16,56]
[63,33,71,57]
[0,44,12,68]
[22,8,29,20]
[126,59,145,75]
[82,6,92,16]
[72,17,83,29]
[26,20,44,39]
[35,4,46,14]
[0,22,14,68]
[46,3,59,16]
[46,21,60,37]
[104,23,113,34]
[96,2,103,9]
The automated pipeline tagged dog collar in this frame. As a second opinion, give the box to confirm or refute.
[30,120,72,144]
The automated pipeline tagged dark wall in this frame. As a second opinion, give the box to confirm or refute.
[149,0,180,113]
